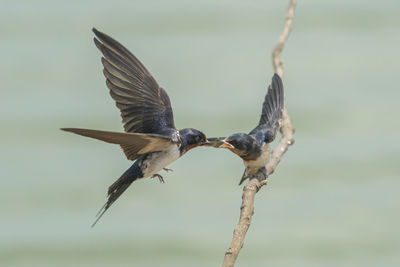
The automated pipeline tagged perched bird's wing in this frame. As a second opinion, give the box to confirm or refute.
[204,137,226,148]
[250,73,284,143]
[61,128,173,161]
[92,28,176,135]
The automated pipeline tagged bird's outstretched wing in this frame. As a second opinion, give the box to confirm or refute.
[250,73,284,143]
[93,28,176,135]
[61,128,173,161]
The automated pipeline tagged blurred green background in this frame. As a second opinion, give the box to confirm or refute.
[1,0,399,266]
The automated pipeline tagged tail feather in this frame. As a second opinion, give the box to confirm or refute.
[91,181,133,227]
[238,169,248,185]
[91,162,143,227]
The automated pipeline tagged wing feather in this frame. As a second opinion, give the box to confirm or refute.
[249,73,284,143]
[93,28,176,135]
[61,128,174,161]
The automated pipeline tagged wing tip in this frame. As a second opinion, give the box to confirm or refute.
[272,73,283,90]
[60,127,73,132]
[93,37,103,51]
[257,73,285,127]
[92,28,107,47]
[92,27,101,37]
[272,72,280,80]
[271,73,284,106]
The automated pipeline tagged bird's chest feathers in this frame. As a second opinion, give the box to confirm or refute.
[243,143,270,169]
[141,145,180,177]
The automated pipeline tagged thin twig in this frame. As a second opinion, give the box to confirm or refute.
[222,1,296,266]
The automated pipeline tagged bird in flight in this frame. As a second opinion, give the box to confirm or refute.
[207,74,284,185]
[62,28,209,227]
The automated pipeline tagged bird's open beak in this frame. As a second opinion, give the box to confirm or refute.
[202,139,211,145]
[219,140,234,149]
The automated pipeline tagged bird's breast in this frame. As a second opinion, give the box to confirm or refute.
[243,143,270,169]
[140,144,180,178]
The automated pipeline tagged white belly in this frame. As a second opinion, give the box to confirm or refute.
[141,144,180,177]
[243,143,270,168]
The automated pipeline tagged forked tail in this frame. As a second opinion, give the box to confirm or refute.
[91,162,143,227]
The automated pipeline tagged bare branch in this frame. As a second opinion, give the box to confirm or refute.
[222,176,267,267]
[272,0,297,78]
[269,0,296,175]
[222,1,296,266]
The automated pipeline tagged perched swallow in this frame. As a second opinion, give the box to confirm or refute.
[208,74,284,185]
[62,28,208,226]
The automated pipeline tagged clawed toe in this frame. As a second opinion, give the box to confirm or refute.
[163,168,173,172]
[151,173,165,183]
[261,167,268,178]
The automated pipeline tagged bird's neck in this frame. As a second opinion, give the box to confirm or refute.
[178,131,190,155]
[243,143,270,165]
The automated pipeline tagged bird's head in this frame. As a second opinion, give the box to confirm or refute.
[219,133,260,159]
[179,128,209,154]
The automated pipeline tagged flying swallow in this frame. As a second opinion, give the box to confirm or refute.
[62,28,209,226]
[208,74,284,185]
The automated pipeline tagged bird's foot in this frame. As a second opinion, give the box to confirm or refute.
[239,167,268,185]
[261,167,268,179]
[151,173,165,183]
[163,167,173,172]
